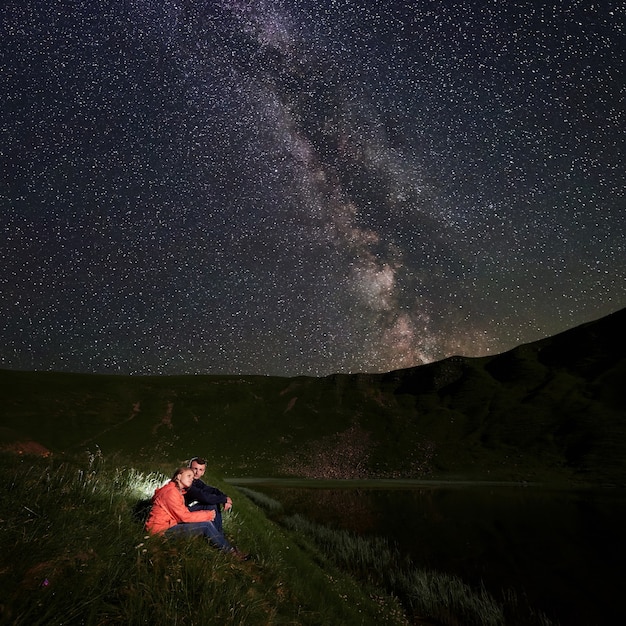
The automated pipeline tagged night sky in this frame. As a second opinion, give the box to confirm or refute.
[1,0,625,377]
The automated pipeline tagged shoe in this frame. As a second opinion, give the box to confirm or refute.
[229,547,251,561]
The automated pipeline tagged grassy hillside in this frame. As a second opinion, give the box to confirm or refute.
[1,308,625,484]
[0,452,558,626]
[0,452,411,626]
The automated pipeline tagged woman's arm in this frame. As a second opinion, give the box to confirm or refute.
[164,486,216,523]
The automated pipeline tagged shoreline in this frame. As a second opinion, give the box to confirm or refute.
[224,476,624,490]
[225,477,545,488]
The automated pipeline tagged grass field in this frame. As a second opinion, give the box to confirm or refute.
[0,451,559,625]
[0,451,409,625]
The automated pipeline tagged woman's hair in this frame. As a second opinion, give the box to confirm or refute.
[171,466,192,481]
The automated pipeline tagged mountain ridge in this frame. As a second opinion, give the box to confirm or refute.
[1,308,625,484]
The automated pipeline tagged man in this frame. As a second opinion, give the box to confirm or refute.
[184,456,233,534]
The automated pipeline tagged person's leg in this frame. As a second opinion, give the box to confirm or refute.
[165,522,211,540]
[165,521,232,551]
[201,520,232,551]
[188,503,223,533]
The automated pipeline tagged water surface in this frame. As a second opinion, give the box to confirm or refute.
[229,479,626,625]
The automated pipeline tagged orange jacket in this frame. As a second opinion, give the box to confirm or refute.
[145,481,214,534]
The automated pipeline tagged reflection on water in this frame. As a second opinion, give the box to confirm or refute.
[237,481,626,626]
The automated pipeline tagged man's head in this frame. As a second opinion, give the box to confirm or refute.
[188,456,207,479]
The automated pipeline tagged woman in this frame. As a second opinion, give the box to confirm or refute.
[146,466,238,554]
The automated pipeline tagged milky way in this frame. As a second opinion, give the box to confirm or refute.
[1,0,625,376]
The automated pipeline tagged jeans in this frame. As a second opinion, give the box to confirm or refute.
[165,521,232,551]
[188,503,223,533]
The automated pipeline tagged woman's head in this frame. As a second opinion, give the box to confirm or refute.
[171,467,194,490]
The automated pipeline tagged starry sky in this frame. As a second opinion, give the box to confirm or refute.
[1,0,625,377]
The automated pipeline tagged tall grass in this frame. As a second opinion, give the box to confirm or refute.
[236,486,284,513]
[252,499,558,626]
[0,452,408,625]
[1,451,559,625]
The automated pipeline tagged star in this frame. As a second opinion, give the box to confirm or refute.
[1,0,624,376]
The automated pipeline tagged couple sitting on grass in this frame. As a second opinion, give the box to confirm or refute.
[145,456,249,560]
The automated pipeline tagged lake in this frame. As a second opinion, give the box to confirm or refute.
[228,479,626,625]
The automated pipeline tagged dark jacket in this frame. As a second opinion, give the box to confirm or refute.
[184,478,228,507]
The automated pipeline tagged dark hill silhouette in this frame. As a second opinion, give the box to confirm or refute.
[1,308,625,484]
[380,307,626,483]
